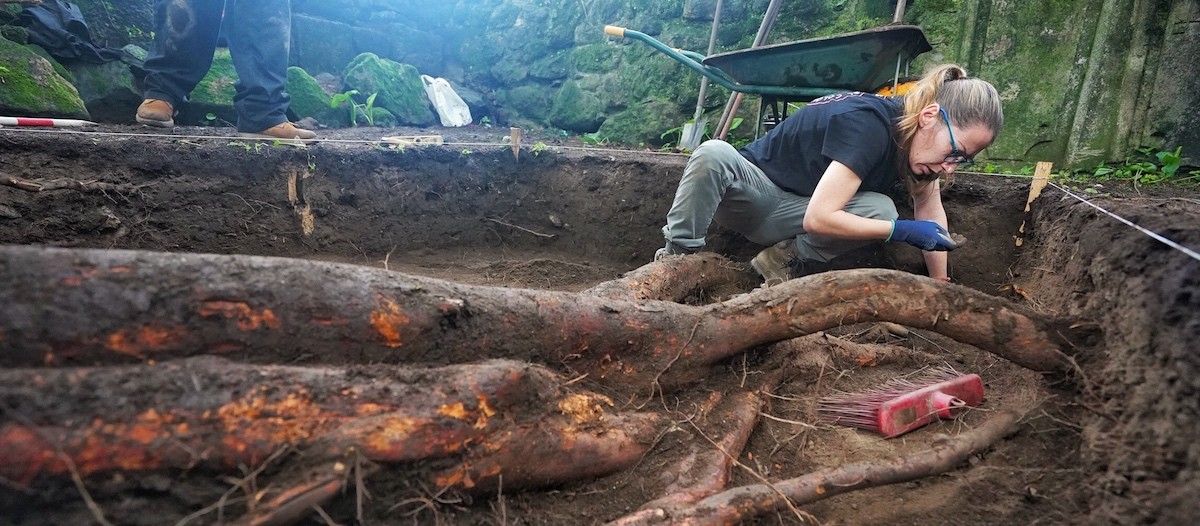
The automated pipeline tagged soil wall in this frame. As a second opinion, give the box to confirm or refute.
[1017,192,1200,523]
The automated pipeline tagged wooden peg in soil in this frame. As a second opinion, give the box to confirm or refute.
[1015,161,1054,247]
[510,127,523,161]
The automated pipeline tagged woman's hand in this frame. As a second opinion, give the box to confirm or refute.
[887,219,958,251]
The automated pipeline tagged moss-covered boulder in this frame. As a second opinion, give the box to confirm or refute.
[570,43,619,74]
[548,81,605,132]
[185,48,237,125]
[0,37,88,119]
[498,84,554,121]
[529,50,570,81]
[595,98,682,146]
[66,46,144,123]
[286,66,347,127]
[342,52,435,126]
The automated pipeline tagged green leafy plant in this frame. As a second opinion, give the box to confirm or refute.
[531,141,549,156]
[1086,146,1196,187]
[479,116,493,127]
[329,90,379,127]
[581,132,608,146]
[460,148,473,155]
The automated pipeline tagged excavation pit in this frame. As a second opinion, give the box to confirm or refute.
[0,127,1196,525]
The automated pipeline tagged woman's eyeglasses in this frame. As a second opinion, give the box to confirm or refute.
[939,109,974,166]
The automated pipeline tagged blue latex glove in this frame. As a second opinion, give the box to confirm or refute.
[888,219,958,251]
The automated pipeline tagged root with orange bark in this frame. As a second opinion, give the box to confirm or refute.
[0,247,1075,524]
[0,357,662,523]
[0,246,1072,385]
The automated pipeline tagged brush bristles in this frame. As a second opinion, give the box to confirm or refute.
[816,366,962,431]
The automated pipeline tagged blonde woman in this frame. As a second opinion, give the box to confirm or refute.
[656,64,1002,285]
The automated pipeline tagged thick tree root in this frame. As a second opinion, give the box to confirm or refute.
[659,410,1022,525]
[584,253,755,303]
[0,247,1070,387]
[0,357,662,493]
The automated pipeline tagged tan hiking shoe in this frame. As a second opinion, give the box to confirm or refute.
[750,239,796,287]
[135,99,174,128]
[241,122,318,142]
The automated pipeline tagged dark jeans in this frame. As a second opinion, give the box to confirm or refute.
[142,0,292,132]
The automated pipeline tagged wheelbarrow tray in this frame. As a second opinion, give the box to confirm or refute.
[702,24,931,94]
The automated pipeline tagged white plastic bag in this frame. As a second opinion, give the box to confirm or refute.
[421,75,472,127]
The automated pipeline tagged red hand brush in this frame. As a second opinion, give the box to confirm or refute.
[817,366,985,438]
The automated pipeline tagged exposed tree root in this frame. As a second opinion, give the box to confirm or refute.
[0,173,149,194]
[0,248,1060,525]
[0,247,1071,387]
[585,253,756,303]
[0,357,662,494]
[659,410,1022,525]
[611,387,772,526]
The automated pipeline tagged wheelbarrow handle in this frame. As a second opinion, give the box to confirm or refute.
[604,25,626,38]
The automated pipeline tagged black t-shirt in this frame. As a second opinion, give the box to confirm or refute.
[740,92,903,197]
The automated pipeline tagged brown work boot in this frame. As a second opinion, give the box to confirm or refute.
[750,239,796,287]
[241,122,318,144]
[135,99,174,128]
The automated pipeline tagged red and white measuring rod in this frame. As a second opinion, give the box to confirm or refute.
[0,116,97,127]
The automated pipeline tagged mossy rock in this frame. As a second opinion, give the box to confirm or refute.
[529,50,570,81]
[595,98,683,146]
[0,25,27,44]
[0,37,88,119]
[23,44,73,84]
[286,66,347,127]
[548,81,605,133]
[367,107,397,127]
[191,49,237,106]
[184,48,237,124]
[571,43,619,74]
[498,84,554,121]
[66,51,142,123]
[342,52,435,126]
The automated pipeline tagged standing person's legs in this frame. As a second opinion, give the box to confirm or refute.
[226,0,291,133]
[141,0,225,112]
[660,140,790,256]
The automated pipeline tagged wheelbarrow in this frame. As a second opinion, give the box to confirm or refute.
[603,23,932,133]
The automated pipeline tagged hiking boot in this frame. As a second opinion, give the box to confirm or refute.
[750,239,797,287]
[654,242,693,262]
[135,99,174,128]
[240,122,318,143]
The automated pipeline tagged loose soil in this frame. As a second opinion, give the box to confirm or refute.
[0,125,1196,525]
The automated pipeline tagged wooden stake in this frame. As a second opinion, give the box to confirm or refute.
[510,127,523,161]
[1015,161,1053,247]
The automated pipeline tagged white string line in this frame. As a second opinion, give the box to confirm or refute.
[1048,182,1200,262]
[0,127,691,158]
[2,126,1196,261]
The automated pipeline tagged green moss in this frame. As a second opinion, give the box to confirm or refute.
[595,98,682,146]
[499,85,554,121]
[286,66,347,126]
[0,25,27,44]
[529,50,570,81]
[0,37,88,118]
[23,44,73,84]
[192,49,236,105]
[548,81,605,132]
[342,52,435,126]
[571,44,619,74]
